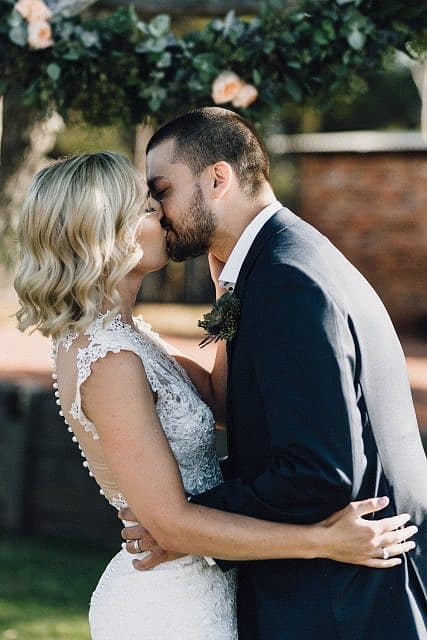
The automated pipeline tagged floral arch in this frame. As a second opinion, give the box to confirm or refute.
[1,0,426,126]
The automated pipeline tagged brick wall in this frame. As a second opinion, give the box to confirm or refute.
[295,152,427,332]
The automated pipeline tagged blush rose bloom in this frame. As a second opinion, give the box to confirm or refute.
[15,0,52,22]
[27,20,54,49]
[232,84,259,108]
[211,71,244,105]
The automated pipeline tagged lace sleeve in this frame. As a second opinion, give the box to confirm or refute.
[69,318,161,440]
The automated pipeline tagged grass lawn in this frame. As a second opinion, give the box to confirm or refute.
[0,534,111,640]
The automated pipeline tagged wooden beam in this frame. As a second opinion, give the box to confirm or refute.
[47,0,99,17]
[99,0,270,17]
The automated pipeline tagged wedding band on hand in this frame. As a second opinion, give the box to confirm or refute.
[382,547,389,560]
[133,539,142,553]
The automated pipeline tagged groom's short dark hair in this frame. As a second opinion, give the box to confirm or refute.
[146,107,270,196]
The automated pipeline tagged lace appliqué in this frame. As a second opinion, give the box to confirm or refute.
[54,312,223,497]
[109,493,128,510]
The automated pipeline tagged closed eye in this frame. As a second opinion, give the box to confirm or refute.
[150,188,167,202]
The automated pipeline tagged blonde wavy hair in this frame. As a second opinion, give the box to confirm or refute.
[14,152,147,339]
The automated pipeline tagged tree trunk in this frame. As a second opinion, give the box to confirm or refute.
[0,93,63,268]
[408,60,427,137]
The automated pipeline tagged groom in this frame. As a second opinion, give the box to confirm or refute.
[122,107,427,638]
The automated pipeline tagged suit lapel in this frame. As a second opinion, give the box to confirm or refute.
[225,208,298,472]
[234,208,298,300]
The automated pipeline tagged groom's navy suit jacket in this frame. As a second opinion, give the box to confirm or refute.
[192,209,427,639]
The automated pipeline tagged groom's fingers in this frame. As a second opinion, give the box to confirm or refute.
[132,549,177,572]
[374,513,412,533]
[118,507,137,521]
[121,524,147,541]
[124,531,158,555]
[363,557,403,569]
[378,525,418,547]
[365,540,416,569]
[351,496,390,516]
[382,540,416,558]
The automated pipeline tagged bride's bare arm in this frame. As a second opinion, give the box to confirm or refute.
[82,350,416,565]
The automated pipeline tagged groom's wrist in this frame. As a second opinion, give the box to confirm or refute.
[300,523,325,560]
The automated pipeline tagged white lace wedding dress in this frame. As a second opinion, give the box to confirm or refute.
[52,313,237,639]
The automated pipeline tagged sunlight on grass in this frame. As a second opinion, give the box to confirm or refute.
[0,535,111,640]
[0,614,90,640]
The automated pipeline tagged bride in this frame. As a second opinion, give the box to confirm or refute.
[14,152,416,639]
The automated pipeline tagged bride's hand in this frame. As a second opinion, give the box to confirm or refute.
[317,496,417,568]
[119,507,185,571]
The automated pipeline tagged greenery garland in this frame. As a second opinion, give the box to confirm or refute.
[1,0,426,126]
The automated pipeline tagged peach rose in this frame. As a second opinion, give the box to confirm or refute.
[27,20,53,49]
[211,71,244,105]
[232,83,259,109]
[15,0,52,23]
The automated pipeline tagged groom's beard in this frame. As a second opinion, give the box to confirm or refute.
[165,185,216,262]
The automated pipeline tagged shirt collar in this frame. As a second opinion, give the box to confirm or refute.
[219,200,283,291]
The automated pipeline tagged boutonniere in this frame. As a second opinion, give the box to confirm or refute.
[198,291,241,348]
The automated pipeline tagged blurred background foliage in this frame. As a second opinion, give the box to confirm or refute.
[53,51,421,208]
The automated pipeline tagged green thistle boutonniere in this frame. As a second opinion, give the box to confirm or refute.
[198,291,241,348]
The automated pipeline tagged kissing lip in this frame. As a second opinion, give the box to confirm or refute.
[165,230,173,255]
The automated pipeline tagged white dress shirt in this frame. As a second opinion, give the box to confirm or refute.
[218,200,283,292]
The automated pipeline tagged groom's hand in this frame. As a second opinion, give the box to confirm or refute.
[119,508,185,571]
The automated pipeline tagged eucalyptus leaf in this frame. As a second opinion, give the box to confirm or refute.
[193,53,215,74]
[47,63,61,81]
[137,36,169,54]
[348,28,366,50]
[157,51,171,68]
[9,23,27,47]
[149,15,170,38]
[252,69,262,85]
[314,29,328,46]
[63,48,80,61]
[223,10,236,36]
[8,10,24,28]
[80,30,99,48]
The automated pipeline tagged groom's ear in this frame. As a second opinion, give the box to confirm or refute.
[209,162,233,200]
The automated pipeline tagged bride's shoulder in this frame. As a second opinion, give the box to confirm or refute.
[54,313,149,385]
[53,314,139,367]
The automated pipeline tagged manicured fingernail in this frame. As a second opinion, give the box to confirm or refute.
[379,496,388,505]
